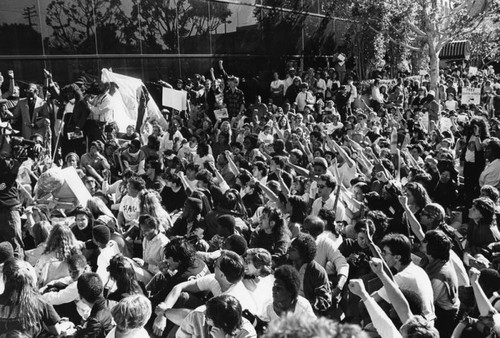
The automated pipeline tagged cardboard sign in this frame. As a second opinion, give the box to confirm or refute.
[439,117,453,132]
[214,108,229,120]
[461,87,481,105]
[468,66,478,75]
[162,87,187,111]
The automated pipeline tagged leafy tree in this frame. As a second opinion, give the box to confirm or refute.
[45,0,128,53]
[466,17,500,68]
[350,0,499,89]
[124,0,231,53]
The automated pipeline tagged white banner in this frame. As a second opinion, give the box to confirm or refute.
[101,69,167,132]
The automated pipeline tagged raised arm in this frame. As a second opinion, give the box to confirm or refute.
[370,258,412,325]
[397,195,425,241]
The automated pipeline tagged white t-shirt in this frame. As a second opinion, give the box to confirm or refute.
[119,195,140,223]
[106,327,149,338]
[377,262,435,321]
[196,274,258,314]
[260,296,316,322]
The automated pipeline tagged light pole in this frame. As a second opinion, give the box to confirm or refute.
[222,19,232,34]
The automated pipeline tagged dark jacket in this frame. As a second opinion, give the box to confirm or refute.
[74,297,114,338]
[302,260,332,313]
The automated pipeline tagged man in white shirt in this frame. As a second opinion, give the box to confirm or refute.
[302,216,349,301]
[310,174,346,222]
[153,250,257,336]
[295,83,315,113]
[372,234,436,322]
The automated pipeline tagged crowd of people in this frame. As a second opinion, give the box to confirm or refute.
[0,59,499,338]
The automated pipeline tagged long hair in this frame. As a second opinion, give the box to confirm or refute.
[405,182,431,210]
[2,258,43,333]
[108,255,142,296]
[140,190,172,230]
[43,223,78,262]
[87,197,115,220]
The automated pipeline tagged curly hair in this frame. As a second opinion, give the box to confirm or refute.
[163,237,196,275]
[291,233,317,262]
[262,205,290,241]
[244,248,272,277]
[43,223,78,262]
[274,265,301,300]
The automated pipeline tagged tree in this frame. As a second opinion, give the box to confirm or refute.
[254,0,339,69]
[466,17,500,68]
[351,0,500,90]
[124,0,231,53]
[45,0,128,53]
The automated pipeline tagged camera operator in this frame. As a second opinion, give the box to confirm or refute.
[0,121,29,258]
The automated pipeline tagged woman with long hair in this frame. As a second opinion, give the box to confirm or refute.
[140,189,173,233]
[249,206,291,265]
[35,223,80,287]
[0,258,74,336]
[87,196,117,227]
[404,182,432,225]
[107,254,146,304]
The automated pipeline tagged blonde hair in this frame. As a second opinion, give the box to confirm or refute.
[111,294,152,332]
[43,223,78,262]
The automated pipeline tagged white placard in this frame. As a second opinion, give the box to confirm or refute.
[461,87,481,105]
[162,87,187,111]
[468,66,478,75]
[214,108,229,120]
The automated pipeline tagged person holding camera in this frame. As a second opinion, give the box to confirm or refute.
[0,122,26,258]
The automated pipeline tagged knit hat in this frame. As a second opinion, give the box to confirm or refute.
[224,234,248,256]
[92,225,111,244]
[0,242,14,264]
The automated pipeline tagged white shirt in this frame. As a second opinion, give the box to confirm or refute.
[315,233,349,277]
[196,274,257,314]
[143,233,169,274]
[260,296,316,323]
[97,240,121,285]
[479,159,500,187]
[377,262,435,321]
[119,195,140,223]
[106,327,149,338]
[310,195,346,222]
[41,276,78,305]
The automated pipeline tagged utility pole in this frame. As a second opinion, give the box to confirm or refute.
[23,6,38,27]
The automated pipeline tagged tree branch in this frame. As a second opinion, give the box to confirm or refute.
[367,24,421,51]
[404,18,427,38]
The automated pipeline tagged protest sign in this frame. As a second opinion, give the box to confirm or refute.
[214,108,229,120]
[461,87,481,105]
[162,87,187,111]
